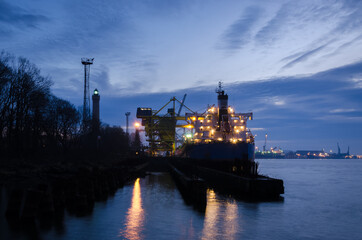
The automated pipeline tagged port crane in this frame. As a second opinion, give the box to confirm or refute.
[263,133,268,152]
[136,95,194,156]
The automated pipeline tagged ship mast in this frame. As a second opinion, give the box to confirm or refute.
[216,82,229,134]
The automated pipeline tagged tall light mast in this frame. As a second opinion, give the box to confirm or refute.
[81,58,94,128]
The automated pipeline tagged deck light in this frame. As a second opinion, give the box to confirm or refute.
[134,122,141,129]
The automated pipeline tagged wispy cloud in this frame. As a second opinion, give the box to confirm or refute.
[329,108,357,113]
[314,115,362,122]
[250,128,265,131]
[218,6,262,50]
[0,1,49,29]
[351,77,362,88]
[333,1,362,35]
[91,67,113,93]
[254,2,293,46]
[310,35,362,64]
[281,43,330,69]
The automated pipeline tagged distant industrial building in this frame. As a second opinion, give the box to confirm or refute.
[295,144,351,159]
[295,150,327,158]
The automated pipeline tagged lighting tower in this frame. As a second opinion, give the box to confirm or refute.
[125,112,130,135]
[81,58,94,126]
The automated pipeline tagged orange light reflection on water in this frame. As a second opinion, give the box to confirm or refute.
[121,178,145,240]
[201,189,240,240]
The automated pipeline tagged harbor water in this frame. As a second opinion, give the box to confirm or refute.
[1,159,362,240]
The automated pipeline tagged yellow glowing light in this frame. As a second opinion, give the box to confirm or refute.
[122,178,144,240]
[228,107,234,113]
[191,116,196,121]
[235,129,240,133]
[134,122,141,128]
[217,138,223,141]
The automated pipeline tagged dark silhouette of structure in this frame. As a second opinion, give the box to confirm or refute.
[81,58,94,127]
[92,88,100,122]
[125,112,130,135]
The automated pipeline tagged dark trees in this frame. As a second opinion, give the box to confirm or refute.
[131,129,142,152]
[0,52,79,158]
[0,51,130,161]
[45,96,80,153]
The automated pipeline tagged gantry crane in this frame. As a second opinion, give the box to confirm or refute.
[136,95,194,156]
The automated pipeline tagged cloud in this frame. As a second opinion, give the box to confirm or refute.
[329,108,357,113]
[218,6,262,50]
[0,1,49,29]
[351,77,362,88]
[321,34,362,59]
[281,43,330,69]
[333,1,362,35]
[254,2,352,48]
[314,115,362,122]
[118,58,158,94]
[250,128,265,131]
[91,67,113,93]
[254,2,291,46]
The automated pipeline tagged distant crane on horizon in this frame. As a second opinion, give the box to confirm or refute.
[263,133,268,152]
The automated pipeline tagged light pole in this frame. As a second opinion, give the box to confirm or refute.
[125,112,130,135]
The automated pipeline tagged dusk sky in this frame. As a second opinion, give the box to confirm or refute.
[1,0,362,154]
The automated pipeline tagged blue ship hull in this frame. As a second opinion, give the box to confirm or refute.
[181,142,255,162]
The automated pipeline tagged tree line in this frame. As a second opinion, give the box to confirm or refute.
[0,51,134,161]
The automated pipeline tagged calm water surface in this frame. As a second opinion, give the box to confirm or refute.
[1,159,362,240]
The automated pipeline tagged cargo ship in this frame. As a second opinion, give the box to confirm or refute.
[178,82,258,176]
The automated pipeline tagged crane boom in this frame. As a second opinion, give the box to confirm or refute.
[177,94,187,116]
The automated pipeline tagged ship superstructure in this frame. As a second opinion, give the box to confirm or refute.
[180,83,256,171]
[185,83,254,145]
